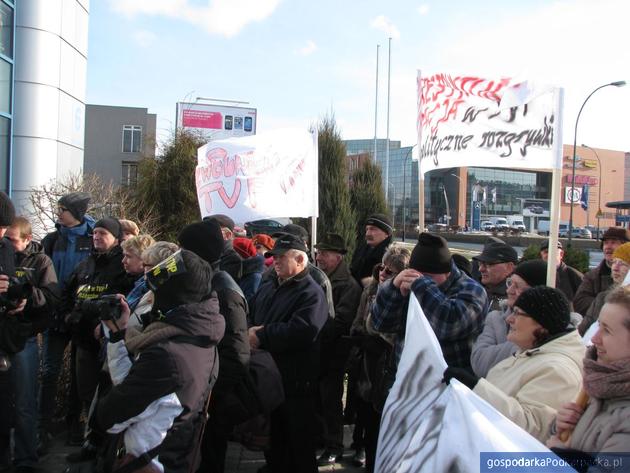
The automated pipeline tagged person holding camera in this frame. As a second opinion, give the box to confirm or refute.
[89,249,225,473]
[61,217,134,445]
[3,216,60,473]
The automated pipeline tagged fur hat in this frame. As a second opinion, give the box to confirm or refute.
[602,227,630,243]
[409,232,452,274]
[58,192,91,222]
[514,286,570,335]
[178,219,224,265]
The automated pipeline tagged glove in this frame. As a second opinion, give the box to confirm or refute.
[442,366,479,390]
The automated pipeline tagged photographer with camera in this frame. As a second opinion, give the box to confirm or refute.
[61,217,134,445]
[4,216,60,472]
[88,249,224,473]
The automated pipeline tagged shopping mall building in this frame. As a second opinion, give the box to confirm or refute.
[345,139,629,235]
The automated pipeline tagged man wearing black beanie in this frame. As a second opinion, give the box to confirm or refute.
[371,233,489,373]
[350,213,393,287]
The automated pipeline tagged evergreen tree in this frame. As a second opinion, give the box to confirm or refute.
[134,129,206,241]
[317,115,356,256]
[350,158,389,242]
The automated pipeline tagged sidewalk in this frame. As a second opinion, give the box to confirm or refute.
[41,425,365,473]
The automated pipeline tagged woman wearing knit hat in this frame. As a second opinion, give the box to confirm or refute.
[446,286,585,442]
[579,242,630,335]
[471,259,548,377]
[547,285,630,460]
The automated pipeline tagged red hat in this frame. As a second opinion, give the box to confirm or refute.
[252,234,275,251]
[233,237,257,258]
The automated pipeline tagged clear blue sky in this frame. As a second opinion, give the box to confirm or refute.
[87,0,630,152]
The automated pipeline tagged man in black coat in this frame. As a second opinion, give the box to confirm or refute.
[203,214,243,283]
[350,214,393,287]
[314,233,362,466]
[539,240,583,304]
[249,234,328,473]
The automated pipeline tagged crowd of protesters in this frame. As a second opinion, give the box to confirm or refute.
[0,189,628,473]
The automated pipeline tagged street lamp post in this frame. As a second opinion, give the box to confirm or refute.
[567,81,626,247]
[582,144,603,239]
[401,145,416,242]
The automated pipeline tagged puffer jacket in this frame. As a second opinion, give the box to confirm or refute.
[473,330,585,442]
[94,297,225,473]
[470,306,516,378]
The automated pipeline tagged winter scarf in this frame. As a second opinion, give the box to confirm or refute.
[125,321,188,355]
[583,345,630,400]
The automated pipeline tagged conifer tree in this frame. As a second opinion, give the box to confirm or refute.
[317,115,356,256]
[350,158,389,242]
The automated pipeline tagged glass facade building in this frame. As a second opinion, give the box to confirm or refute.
[0,0,14,193]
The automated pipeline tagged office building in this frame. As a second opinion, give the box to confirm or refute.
[84,105,157,186]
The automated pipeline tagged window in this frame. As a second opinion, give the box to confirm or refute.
[122,125,142,153]
[121,161,138,186]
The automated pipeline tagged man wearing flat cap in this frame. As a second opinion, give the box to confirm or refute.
[351,213,393,287]
[573,226,630,316]
[539,240,583,303]
[371,233,488,374]
[248,233,328,472]
[473,241,518,311]
[314,233,362,466]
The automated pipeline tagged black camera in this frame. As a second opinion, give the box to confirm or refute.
[0,276,32,311]
[75,294,122,322]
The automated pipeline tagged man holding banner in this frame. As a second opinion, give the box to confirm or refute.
[371,233,488,372]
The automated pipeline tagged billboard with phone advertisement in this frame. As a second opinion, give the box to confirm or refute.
[176,102,257,140]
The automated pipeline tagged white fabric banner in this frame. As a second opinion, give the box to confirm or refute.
[417,72,561,174]
[195,128,318,222]
[375,295,573,472]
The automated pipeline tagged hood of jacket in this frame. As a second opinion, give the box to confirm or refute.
[56,214,96,236]
[518,329,585,366]
[16,240,45,260]
[162,297,224,345]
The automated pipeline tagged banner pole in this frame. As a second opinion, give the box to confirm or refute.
[546,87,565,287]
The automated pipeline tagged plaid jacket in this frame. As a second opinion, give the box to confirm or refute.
[370,263,489,370]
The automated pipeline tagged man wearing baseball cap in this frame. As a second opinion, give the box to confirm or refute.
[350,213,393,287]
[248,233,328,472]
[573,226,630,316]
[473,241,518,311]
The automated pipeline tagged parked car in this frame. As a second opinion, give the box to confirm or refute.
[428,223,448,232]
[559,227,592,239]
[480,221,495,232]
[244,219,285,237]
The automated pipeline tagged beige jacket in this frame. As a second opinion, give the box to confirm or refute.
[474,330,585,442]
[569,397,630,452]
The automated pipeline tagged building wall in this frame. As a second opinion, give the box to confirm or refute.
[0,0,15,193]
[11,0,89,209]
[84,105,156,186]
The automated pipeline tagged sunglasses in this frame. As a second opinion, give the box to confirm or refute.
[377,264,396,277]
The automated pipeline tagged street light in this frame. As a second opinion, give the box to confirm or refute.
[567,80,626,247]
[401,145,416,241]
[581,144,602,239]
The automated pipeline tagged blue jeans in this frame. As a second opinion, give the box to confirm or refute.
[10,336,40,467]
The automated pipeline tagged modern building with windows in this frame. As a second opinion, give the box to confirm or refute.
[345,138,626,235]
[83,105,157,186]
[10,0,89,210]
[0,0,14,194]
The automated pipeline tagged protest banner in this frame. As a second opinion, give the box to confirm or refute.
[195,128,318,222]
[375,294,574,472]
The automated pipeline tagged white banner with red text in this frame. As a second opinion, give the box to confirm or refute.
[417,72,562,174]
[195,128,318,222]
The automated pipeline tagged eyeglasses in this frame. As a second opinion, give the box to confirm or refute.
[512,309,530,318]
[57,206,69,214]
[377,264,396,277]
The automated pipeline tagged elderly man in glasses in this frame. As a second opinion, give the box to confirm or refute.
[472,241,519,311]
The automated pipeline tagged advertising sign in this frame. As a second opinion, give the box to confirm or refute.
[176,102,257,140]
[522,198,550,217]
[564,186,582,204]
